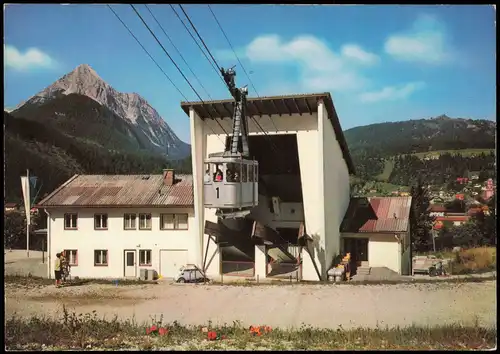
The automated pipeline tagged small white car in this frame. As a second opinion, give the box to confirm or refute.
[174,264,209,283]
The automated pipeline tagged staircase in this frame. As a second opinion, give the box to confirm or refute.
[267,245,297,263]
[356,261,371,276]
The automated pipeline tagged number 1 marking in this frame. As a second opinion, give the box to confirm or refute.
[216,187,220,199]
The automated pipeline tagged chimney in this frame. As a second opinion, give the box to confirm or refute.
[163,169,175,186]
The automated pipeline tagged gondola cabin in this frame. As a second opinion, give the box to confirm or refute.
[203,153,259,211]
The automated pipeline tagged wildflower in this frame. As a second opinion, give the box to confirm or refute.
[207,331,218,341]
[159,327,169,336]
[201,327,209,333]
[221,335,227,340]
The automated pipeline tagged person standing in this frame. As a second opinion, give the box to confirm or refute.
[54,253,62,288]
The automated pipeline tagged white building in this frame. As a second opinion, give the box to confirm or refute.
[37,170,196,279]
[340,197,412,276]
[182,93,356,281]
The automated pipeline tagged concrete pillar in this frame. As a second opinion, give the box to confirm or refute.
[254,245,267,280]
[189,107,206,269]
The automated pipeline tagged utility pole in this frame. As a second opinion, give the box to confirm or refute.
[26,169,30,258]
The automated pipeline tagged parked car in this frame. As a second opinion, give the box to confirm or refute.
[174,264,209,283]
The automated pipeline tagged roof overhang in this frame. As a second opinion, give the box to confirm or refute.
[180,92,355,175]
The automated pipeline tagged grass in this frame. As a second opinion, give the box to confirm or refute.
[375,158,395,181]
[4,274,157,288]
[5,307,496,350]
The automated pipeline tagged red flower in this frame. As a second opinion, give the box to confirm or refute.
[159,327,169,336]
[221,335,226,340]
[146,328,151,335]
[150,325,158,332]
[207,331,217,341]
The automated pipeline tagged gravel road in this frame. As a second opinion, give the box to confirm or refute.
[5,279,496,330]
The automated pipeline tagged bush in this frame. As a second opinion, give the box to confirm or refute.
[449,247,496,275]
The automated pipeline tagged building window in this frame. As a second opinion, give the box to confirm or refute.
[160,213,189,230]
[124,213,137,230]
[139,250,152,266]
[94,214,108,230]
[64,213,78,229]
[64,250,78,266]
[94,250,108,266]
[139,213,152,230]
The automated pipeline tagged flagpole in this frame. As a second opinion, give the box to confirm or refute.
[26,168,30,258]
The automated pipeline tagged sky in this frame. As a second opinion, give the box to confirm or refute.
[4,4,497,143]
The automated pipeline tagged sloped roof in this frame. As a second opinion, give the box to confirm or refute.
[36,174,193,208]
[341,197,412,233]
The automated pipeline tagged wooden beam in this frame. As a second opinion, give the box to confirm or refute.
[292,98,302,116]
[222,102,233,117]
[270,99,281,116]
[304,97,313,115]
[250,100,263,117]
[282,99,292,116]
[211,104,224,119]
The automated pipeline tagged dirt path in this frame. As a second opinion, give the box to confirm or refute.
[5,280,497,330]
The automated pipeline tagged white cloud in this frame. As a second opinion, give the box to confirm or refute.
[384,14,453,64]
[359,81,426,103]
[340,44,379,65]
[241,34,378,92]
[4,45,57,71]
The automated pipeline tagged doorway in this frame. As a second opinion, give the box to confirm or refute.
[343,238,369,265]
[124,250,137,277]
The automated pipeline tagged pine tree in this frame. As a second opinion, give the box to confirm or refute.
[410,178,435,252]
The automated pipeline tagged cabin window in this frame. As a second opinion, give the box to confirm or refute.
[249,163,255,182]
[204,163,212,183]
[226,162,241,182]
[241,164,248,182]
[213,163,224,182]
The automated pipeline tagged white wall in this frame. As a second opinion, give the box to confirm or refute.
[368,233,401,274]
[47,207,195,279]
[319,101,351,274]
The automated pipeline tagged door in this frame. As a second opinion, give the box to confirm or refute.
[124,250,136,277]
[343,238,369,265]
[160,250,188,278]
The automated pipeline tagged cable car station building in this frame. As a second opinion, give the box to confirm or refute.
[182,92,355,281]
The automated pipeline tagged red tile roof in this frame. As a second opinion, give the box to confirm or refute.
[435,216,469,222]
[36,174,193,208]
[340,197,412,233]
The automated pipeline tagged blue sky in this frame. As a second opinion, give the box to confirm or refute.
[4,4,496,143]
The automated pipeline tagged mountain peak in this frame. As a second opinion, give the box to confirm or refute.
[70,64,100,78]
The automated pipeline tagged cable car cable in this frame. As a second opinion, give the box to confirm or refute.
[178,5,281,155]
[130,4,229,136]
[169,4,227,88]
[107,5,188,102]
[207,5,280,134]
[144,5,213,101]
[109,5,226,147]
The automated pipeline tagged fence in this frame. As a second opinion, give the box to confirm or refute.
[221,261,255,277]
